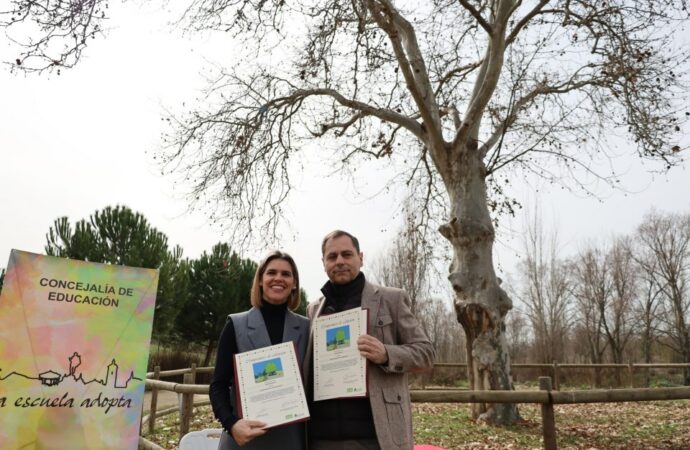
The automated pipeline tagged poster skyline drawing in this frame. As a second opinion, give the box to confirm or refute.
[0,250,159,450]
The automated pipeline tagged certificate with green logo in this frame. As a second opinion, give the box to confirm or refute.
[234,342,310,428]
[313,307,368,401]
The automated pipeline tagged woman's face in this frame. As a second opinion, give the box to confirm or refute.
[260,258,296,305]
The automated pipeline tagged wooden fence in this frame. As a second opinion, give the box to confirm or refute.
[431,362,690,390]
[139,363,690,450]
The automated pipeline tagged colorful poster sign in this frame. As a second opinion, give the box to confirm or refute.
[0,250,159,450]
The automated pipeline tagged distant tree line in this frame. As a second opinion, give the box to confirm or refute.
[372,207,467,365]
[509,209,690,386]
[375,208,690,387]
[37,205,306,366]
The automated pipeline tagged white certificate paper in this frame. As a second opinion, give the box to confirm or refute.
[234,342,310,428]
[313,307,368,401]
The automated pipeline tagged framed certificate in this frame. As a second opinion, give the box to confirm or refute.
[312,307,368,401]
[233,342,310,428]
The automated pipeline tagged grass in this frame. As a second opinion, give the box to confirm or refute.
[145,400,690,450]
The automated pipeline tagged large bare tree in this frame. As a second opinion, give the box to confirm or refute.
[604,238,637,370]
[4,0,690,423]
[637,211,690,385]
[633,252,663,386]
[372,203,434,315]
[571,246,610,386]
[518,212,572,363]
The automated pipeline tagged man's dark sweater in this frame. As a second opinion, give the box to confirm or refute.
[309,273,377,441]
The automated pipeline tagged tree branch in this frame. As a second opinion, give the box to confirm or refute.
[452,0,517,153]
[506,0,550,46]
[457,0,493,34]
[366,0,448,167]
[288,87,426,140]
[481,70,600,157]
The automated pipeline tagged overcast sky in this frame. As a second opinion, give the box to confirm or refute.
[1,4,689,301]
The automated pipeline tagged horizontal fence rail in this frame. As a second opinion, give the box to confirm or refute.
[141,363,690,450]
[431,362,690,391]
[409,386,690,404]
[145,366,214,378]
[433,363,690,369]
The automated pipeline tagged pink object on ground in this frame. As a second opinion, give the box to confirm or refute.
[414,446,447,450]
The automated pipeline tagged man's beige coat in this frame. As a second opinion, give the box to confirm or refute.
[304,280,435,450]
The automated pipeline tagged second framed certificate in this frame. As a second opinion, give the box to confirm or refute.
[312,307,368,401]
[234,342,310,428]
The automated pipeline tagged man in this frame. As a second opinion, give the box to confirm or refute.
[304,230,435,450]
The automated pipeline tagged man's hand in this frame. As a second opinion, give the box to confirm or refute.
[357,334,388,365]
[230,419,267,446]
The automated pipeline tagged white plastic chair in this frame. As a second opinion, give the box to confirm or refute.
[179,428,223,450]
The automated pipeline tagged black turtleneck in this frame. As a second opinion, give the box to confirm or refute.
[210,299,288,432]
[260,299,288,345]
[320,272,366,314]
[310,272,377,442]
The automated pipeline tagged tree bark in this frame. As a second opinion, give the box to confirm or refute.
[203,340,216,367]
[439,146,519,424]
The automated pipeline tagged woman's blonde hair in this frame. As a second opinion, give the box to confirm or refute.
[250,250,301,311]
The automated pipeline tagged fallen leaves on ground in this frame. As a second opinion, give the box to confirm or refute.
[145,400,690,450]
[413,400,690,449]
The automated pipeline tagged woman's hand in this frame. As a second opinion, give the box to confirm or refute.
[230,419,268,446]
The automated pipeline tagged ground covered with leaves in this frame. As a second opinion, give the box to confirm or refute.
[413,401,690,449]
[146,400,690,450]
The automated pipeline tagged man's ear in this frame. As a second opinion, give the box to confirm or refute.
[360,252,364,265]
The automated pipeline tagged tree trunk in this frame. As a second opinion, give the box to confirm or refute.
[612,348,623,387]
[439,147,520,425]
[681,312,690,386]
[203,340,216,367]
[642,326,652,387]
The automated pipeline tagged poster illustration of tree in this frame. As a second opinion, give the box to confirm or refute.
[0,250,159,449]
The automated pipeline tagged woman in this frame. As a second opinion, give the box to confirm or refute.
[210,251,309,449]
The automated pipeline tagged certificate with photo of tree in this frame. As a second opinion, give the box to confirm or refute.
[233,342,309,428]
[313,307,368,401]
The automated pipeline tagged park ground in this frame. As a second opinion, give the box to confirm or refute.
[144,399,690,450]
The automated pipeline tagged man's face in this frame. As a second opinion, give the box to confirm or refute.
[322,235,364,285]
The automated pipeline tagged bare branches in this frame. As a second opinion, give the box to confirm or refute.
[434,60,482,98]
[6,0,687,247]
[506,0,550,46]
[518,208,573,363]
[155,0,690,260]
[452,0,518,152]
[160,67,428,243]
[4,0,688,218]
[457,0,492,34]
[365,0,446,161]
[372,203,434,315]
[636,212,690,365]
[481,68,602,159]
[296,87,426,139]
[178,0,287,36]
[1,0,107,73]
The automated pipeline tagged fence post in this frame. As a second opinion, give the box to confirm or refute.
[539,376,558,450]
[628,361,634,388]
[190,363,197,384]
[148,365,160,434]
[179,373,195,441]
[552,361,560,391]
